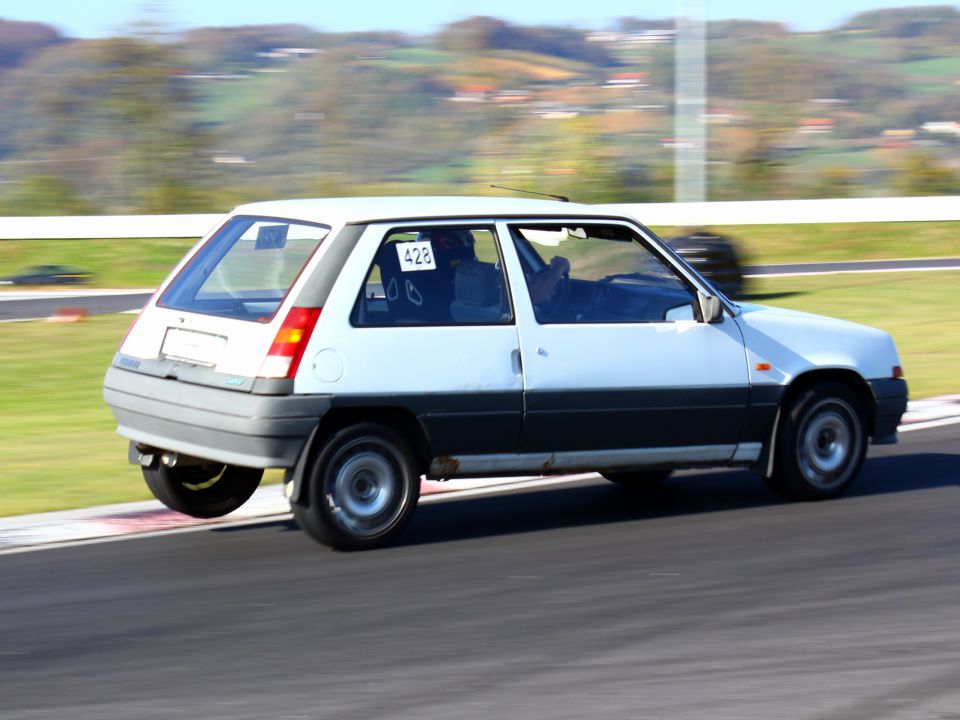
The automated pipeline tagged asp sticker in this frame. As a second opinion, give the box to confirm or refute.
[396,240,436,272]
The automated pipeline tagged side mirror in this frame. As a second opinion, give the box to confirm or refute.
[698,291,724,323]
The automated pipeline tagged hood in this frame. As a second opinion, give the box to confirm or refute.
[734,302,902,383]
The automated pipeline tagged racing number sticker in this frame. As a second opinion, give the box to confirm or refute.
[396,240,436,272]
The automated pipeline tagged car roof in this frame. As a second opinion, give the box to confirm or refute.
[230,196,631,226]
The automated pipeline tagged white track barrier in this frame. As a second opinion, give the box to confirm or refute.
[0,196,958,240]
[0,214,223,240]
[608,195,960,226]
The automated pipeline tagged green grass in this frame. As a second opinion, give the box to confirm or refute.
[194,73,281,126]
[0,314,282,517]
[789,147,886,172]
[0,314,139,516]
[0,269,957,516]
[651,222,960,267]
[382,46,458,68]
[897,56,960,78]
[0,237,197,288]
[1,222,957,291]
[746,271,960,398]
[783,34,891,62]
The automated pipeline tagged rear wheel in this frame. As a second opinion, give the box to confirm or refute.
[601,469,672,487]
[142,463,263,518]
[768,382,867,500]
[292,423,420,551]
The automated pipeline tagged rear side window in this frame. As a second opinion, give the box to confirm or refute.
[159,216,330,322]
[352,225,512,326]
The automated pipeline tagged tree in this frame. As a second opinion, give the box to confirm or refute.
[0,175,93,216]
[893,152,960,196]
[0,19,64,69]
[436,17,614,65]
[87,27,209,212]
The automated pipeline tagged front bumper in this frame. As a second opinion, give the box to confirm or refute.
[103,365,330,468]
[869,378,908,444]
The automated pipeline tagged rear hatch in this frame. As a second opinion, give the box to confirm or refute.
[119,215,331,379]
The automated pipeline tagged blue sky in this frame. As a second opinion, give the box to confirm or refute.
[4,0,957,38]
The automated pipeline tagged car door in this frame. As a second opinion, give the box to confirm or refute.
[313,221,524,456]
[498,219,753,465]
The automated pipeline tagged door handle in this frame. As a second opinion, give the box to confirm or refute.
[511,349,523,374]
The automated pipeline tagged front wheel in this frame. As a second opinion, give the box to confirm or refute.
[292,423,420,551]
[142,463,263,518]
[768,382,867,501]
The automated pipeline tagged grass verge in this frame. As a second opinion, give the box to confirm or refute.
[746,271,960,398]
[650,221,960,266]
[0,237,197,288]
[1,221,958,290]
[0,270,957,517]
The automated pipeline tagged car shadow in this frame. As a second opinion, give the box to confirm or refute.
[215,453,960,546]
[396,452,960,547]
[216,453,959,548]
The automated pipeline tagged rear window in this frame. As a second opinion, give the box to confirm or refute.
[158,216,330,322]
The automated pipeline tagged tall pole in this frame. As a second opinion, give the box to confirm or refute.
[674,0,707,203]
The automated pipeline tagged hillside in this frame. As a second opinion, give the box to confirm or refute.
[1,8,959,214]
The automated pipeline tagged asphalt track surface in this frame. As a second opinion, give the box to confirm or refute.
[1,257,958,321]
[0,291,151,322]
[1,424,958,719]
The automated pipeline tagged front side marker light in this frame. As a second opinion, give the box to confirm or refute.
[259,307,322,379]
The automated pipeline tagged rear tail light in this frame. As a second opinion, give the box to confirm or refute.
[892,365,904,379]
[259,307,322,379]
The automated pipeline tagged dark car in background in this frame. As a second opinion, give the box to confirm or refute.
[0,264,94,286]
[665,230,744,299]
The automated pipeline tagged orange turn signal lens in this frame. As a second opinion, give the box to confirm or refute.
[755,362,771,371]
[260,307,322,378]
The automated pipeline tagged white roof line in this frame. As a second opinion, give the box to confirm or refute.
[229,196,619,226]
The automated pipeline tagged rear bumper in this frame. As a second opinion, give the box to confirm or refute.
[868,378,908,445]
[103,366,330,468]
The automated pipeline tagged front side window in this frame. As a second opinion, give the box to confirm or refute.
[159,216,330,322]
[352,226,512,326]
[510,223,698,324]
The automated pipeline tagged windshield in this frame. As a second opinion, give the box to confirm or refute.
[158,216,330,322]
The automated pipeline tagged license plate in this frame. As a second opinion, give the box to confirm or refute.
[161,328,227,366]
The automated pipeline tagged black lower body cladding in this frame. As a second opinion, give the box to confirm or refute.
[869,378,909,444]
[103,365,331,468]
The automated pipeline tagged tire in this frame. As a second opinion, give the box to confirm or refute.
[142,463,263,518]
[292,423,421,551]
[768,382,867,501]
[601,469,672,487]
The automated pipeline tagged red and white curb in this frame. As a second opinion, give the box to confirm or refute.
[0,475,595,555]
[898,395,960,432]
[1,399,958,555]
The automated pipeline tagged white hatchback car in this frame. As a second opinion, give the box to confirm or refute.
[104,197,908,550]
